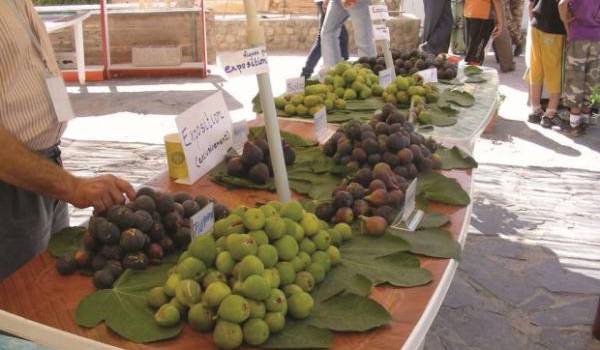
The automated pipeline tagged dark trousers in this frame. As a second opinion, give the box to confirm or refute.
[0,146,69,280]
[465,17,495,65]
[302,1,349,77]
[422,0,454,55]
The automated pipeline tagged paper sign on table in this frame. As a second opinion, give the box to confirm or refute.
[175,90,233,185]
[402,179,417,222]
[417,68,438,84]
[191,202,214,237]
[378,68,394,88]
[232,120,249,154]
[313,107,328,143]
[372,24,391,41]
[218,46,269,78]
[369,4,390,20]
[286,77,305,94]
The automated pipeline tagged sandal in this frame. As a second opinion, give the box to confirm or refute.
[528,110,543,124]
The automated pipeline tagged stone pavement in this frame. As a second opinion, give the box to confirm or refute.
[60,54,600,349]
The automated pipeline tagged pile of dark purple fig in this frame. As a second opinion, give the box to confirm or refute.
[226,137,296,184]
[55,188,229,290]
[316,103,441,234]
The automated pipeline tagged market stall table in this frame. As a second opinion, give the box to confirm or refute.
[0,119,473,350]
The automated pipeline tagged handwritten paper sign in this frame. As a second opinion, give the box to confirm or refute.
[218,46,269,78]
[175,91,233,185]
[378,68,394,88]
[232,120,249,154]
[369,4,390,20]
[286,77,305,94]
[402,179,417,222]
[372,24,391,41]
[417,68,438,84]
[191,202,214,237]
[314,107,328,143]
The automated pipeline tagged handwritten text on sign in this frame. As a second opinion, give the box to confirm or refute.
[417,68,438,84]
[373,24,390,41]
[369,4,389,20]
[175,90,233,184]
[218,46,269,77]
[191,202,214,237]
[314,107,328,143]
[379,68,394,88]
[286,77,305,94]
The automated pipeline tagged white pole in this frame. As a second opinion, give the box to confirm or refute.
[243,0,292,202]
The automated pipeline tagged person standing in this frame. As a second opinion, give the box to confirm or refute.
[558,0,600,135]
[526,0,566,129]
[321,0,377,67]
[422,0,454,55]
[302,0,350,78]
[463,0,504,65]
[506,0,525,56]
[0,0,136,279]
[492,0,516,72]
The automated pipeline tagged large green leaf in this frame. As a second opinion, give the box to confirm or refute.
[262,320,333,349]
[309,294,391,332]
[389,227,462,259]
[48,226,86,258]
[463,65,483,76]
[418,108,457,127]
[466,75,486,83]
[75,260,182,343]
[435,146,478,170]
[418,212,450,229]
[311,265,373,303]
[441,89,475,107]
[417,171,470,206]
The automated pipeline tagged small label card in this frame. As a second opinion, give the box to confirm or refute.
[417,68,438,84]
[218,46,269,78]
[191,202,214,237]
[286,77,305,94]
[175,90,233,185]
[393,179,424,231]
[369,4,390,20]
[313,106,328,143]
[232,120,249,154]
[373,24,391,41]
[378,68,394,88]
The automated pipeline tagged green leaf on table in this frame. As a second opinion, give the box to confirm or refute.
[48,226,86,258]
[309,294,391,332]
[418,108,457,127]
[249,127,317,147]
[262,320,332,349]
[388,227,461,259]
[438,78,464,86]
[441,89,475,107]
[75,260,182,343]
[311,265,373,303]
[418,212,450,229]
[464,65,483,76]
[417,171,470,206]
[340,234,410,259]
[466,75,486,83]
[435,146,478,170]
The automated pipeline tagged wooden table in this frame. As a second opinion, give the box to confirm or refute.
[0,120,473,350]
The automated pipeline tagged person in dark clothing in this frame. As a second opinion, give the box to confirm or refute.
[302,0,349,78]
[422,0,454,55]
[463,0,504,65]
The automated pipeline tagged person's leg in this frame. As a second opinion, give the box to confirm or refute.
[539,31,565,129]
[340,23,350,60]
[464,17,478,63]
[510,0,525,54]
[424,0,454,54]
[321,0,349,67]
[563,40,586,129]
[422,0,445,53]
[493,13,515,72]
[528,27,544,123]
[452,0,466,54]
[346,0,377,58]
[302,2,326,77]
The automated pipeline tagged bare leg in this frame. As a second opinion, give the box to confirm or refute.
[546,93,561,116]
[529,84,543,112]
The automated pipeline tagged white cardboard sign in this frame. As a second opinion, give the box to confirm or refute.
[373,24,391,41]
[369,4,390,20]
[286,77,305,94]
[378,68,394,88]
[313,107,328,143]
[417,68,438,84]
[191,202,214,237]
[175,90,233,185]
[218,46,269,78]
[402,179,417,222]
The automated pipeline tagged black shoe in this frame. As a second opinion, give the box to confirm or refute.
[514,43,523,57]
[528,111,543,124]
[540,116,553,128]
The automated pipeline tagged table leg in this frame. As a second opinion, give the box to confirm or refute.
[73,21,86,85]
[593,296,600,340]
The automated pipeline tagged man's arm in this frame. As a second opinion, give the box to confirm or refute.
[491,0,504,38]
[0,127,135,213]
[558,0,571,36]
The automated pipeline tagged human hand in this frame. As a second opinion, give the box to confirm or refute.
[66,175,136,213]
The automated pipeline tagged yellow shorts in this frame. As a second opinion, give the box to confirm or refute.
[528,27,565,94]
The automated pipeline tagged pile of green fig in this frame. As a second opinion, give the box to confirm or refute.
[55,188,229,290]
[226,137,296,184]
[147,200,351,349]
[316,104,441,232]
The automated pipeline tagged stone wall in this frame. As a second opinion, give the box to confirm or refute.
[48,10,419,66]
